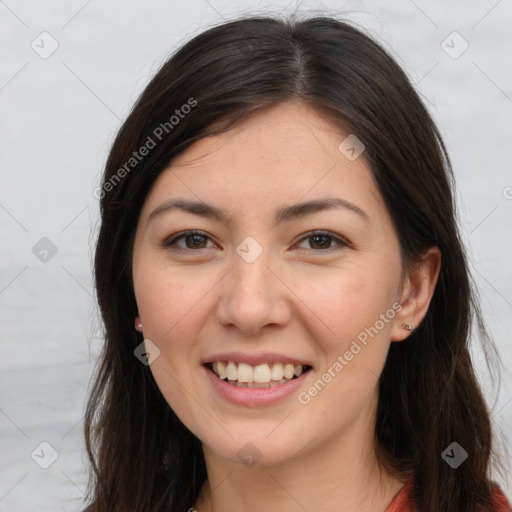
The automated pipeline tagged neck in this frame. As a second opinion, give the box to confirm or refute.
[193,403,404,512]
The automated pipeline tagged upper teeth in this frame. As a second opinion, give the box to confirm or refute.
[211,361,305,383]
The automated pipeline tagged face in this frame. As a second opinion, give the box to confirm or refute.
[132,101,407,468]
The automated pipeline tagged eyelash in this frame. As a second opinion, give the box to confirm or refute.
[162,229,350,253]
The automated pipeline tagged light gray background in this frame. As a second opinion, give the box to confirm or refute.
[1,1,511,510]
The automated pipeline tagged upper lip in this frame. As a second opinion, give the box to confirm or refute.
[202,351,313,367]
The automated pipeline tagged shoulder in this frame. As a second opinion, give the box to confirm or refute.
[80,485,510,512]
[385,473,415,512]
[491,485,512,512]
[385,475,511,512]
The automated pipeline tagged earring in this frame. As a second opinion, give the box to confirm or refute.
[135,318,143,330]
[401,324,413,331]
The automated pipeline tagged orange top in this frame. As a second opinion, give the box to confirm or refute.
[385,473,512,512]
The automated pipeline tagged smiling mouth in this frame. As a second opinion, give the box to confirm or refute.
[205,361,313,388]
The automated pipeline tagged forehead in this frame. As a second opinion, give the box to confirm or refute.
[140,101,384,220]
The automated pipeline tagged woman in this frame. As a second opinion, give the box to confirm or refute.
[83,14,511,512]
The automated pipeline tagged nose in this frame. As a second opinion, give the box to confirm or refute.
[216,246,292,334]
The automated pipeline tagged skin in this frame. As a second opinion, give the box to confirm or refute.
[131,101,441,512]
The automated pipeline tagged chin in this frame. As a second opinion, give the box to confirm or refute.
[201,432,309,469]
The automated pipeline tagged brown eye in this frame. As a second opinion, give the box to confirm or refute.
[295,231,349,251]
[163,230,216,251]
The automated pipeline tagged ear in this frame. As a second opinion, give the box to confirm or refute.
[134,315,143,333]
[391,246,441,342]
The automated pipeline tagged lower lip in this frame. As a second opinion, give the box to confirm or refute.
[203,365,311,406]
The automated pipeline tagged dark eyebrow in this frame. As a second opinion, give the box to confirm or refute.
[276,197,369,223]
[146,197,369,226]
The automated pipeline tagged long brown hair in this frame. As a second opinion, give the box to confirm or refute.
[84,14,509,511]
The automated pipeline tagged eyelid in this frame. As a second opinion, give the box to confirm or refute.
[294,230,351,251]
[162,230,218,251]
[162,229,351,252]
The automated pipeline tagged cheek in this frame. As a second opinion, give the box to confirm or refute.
[133,259,216,345]
[293,271,397,418]
[291,265,400,396]
[295,267,393,343]
[133,265,216,421]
